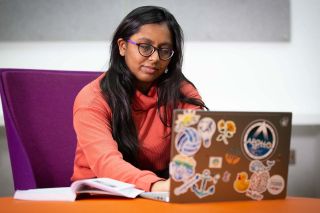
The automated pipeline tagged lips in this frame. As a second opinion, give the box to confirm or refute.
[141,66,158,74]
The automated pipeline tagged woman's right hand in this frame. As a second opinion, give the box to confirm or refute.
[150,179,170,192]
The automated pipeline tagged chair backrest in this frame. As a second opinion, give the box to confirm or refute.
[0,68,102,190]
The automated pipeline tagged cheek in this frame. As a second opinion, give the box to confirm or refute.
[161,60,170,70]
[125,52,145,71]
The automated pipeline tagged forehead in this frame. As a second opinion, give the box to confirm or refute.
[131,23,172,45]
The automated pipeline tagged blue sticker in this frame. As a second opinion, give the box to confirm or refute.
[174,174,201,196]
[191,169,220,199]
[175,127,201,156]
[169,154,196,182]
[242,120,277,160]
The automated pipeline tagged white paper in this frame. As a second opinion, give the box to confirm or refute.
[13,178,144,201]
[14,187,76,202]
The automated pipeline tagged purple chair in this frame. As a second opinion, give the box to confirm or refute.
[0,68,102,190]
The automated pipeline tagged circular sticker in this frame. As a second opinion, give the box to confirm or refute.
[267,175,285,195]
[175,127,201,156]
[242,120,277,160]
[169,154,196,182]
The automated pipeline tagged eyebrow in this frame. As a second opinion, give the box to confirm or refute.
[137,37,172,47]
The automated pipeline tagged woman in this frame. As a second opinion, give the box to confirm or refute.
[71,6,207,192]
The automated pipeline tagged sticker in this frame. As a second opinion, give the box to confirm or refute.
[267,175,285,195]
[242,120,278,160]
[191,169,220,199]
[247,160,274,200]
[246,190,264,201]
[174,174,201,195]
[197,117,216,148]
[209,156,223,168]
[169,154,196,182]
[175,110,201,132]
[249,172,270,194]
[233,160,275,201]
[233,172,250,193]
[249,160,275,173]
[216,120,236,145]
[222,171,231,183]
[225,153,241,165]
[175,127,201,156]
[280,117,290,127]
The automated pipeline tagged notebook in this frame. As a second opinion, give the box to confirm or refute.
[159,110,292,203]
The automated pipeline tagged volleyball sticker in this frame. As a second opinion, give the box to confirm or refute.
[175,127,201,156]
[242,120,277,160]
[197,117,216,148]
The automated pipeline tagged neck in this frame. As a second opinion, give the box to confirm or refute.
[136,82,152,95]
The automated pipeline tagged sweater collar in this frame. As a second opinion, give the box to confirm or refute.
[132,85,158,111]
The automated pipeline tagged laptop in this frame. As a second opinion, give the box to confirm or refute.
[142,110,292,203]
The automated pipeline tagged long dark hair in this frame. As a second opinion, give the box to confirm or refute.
[100,6,207,167]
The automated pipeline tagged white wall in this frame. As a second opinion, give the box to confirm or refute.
[184,0,320,125]
[0,0,319,125]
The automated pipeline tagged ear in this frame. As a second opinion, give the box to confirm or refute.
[117,38,127,56]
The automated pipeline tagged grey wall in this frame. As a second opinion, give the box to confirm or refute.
[0,0,290,41]
[0,127,13,197]
[288,126,320,197]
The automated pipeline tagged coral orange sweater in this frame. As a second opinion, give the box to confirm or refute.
[71,73,202,191]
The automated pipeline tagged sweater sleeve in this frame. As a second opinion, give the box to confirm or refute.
[73,94,162,191]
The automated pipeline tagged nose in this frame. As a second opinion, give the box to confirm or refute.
[148,49,160,61]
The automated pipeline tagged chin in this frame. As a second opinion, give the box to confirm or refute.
[137,75,158,83]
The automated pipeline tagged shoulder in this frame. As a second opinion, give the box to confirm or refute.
[180,81,201,99]
[74,73,110,113]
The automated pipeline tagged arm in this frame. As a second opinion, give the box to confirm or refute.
[73,100,162,192]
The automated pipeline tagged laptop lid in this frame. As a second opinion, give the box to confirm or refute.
[169,110,292,203]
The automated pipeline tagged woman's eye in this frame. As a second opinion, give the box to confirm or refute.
[140,44,153,52]
[160,49,170,55]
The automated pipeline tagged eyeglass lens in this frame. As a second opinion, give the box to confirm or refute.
[139,44,173,60]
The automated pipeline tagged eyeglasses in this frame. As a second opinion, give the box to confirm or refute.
[127,39,174,61]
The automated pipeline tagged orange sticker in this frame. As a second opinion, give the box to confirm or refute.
[225,153,241,165]
[216,120,237,145]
